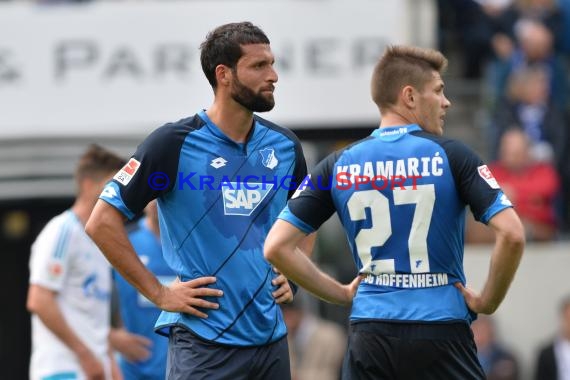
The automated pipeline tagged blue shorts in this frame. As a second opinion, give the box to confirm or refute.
[166,326,291,380]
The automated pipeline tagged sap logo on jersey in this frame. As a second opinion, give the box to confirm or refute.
[222,182,273,216]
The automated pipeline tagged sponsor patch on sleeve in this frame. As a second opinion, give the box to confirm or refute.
[114,158,140,186]
[477,165,500,189]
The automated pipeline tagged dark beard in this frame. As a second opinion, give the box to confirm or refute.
[230,75,275,112]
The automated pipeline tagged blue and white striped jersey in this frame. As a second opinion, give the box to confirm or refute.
[101,110,307,346]
[279,124,511,324]
[29,210,112,380]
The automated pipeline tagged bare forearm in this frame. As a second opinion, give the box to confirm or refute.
[480,232,524,312]
[86,201,163,304]
[35,298,90,357]
[297,232,317,258]
[91,221,160,301]
[265,221,351,305]
[273,247,350,305]
[457,208,525,314]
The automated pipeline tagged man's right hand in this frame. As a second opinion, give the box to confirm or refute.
[155,276,223,318]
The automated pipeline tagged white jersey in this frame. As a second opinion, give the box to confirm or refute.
[29,210,112,380]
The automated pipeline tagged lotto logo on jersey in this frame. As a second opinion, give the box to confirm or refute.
[477,165,500,189]
[114,158,140,186]
[222,182,274,216]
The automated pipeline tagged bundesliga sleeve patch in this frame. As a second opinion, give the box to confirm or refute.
[477,165,500,189]
[114,158,140,186]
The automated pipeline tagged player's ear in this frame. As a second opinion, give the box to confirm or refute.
[402,85,415,108]
[215,64,232,87]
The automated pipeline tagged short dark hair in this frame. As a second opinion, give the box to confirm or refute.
[75,144,126,183]
[371,45,448,111]
[200,21,270,89]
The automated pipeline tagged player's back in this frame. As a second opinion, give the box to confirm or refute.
[330,125,502,323]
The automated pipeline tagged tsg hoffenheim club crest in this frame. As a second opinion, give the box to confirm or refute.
[259,148,278,169]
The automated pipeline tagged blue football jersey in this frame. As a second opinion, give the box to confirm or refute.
[101,110,307,346]
[279,125,511,324]
[114,219,174,379]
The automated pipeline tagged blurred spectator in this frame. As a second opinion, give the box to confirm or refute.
[561,0,570,55]
[534,295,570,380]
[472,315,520,380]
[490,129,561,241]
[486,18,569,110]
[437,0,565,79]
[282,290,346,380]
[492,0,565,57]
[490,65,569,166]
[488,64,570,231]
[441,0,513,78]
[466,129,560,243]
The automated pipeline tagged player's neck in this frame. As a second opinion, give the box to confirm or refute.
[379,111,416,129]
[206,101,254,143]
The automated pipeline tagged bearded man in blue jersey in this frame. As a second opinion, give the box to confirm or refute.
[264,45,525,379]
[86,22,311,380]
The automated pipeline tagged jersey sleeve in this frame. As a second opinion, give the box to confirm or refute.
[99,124,187,219]
[279,151,338,233]
[444,139,512,224]
[28,219,75,291]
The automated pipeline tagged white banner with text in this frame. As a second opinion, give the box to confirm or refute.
[0,0,435,137]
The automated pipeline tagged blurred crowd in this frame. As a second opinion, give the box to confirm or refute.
[439,0,570,242]
[470,296,570,380]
